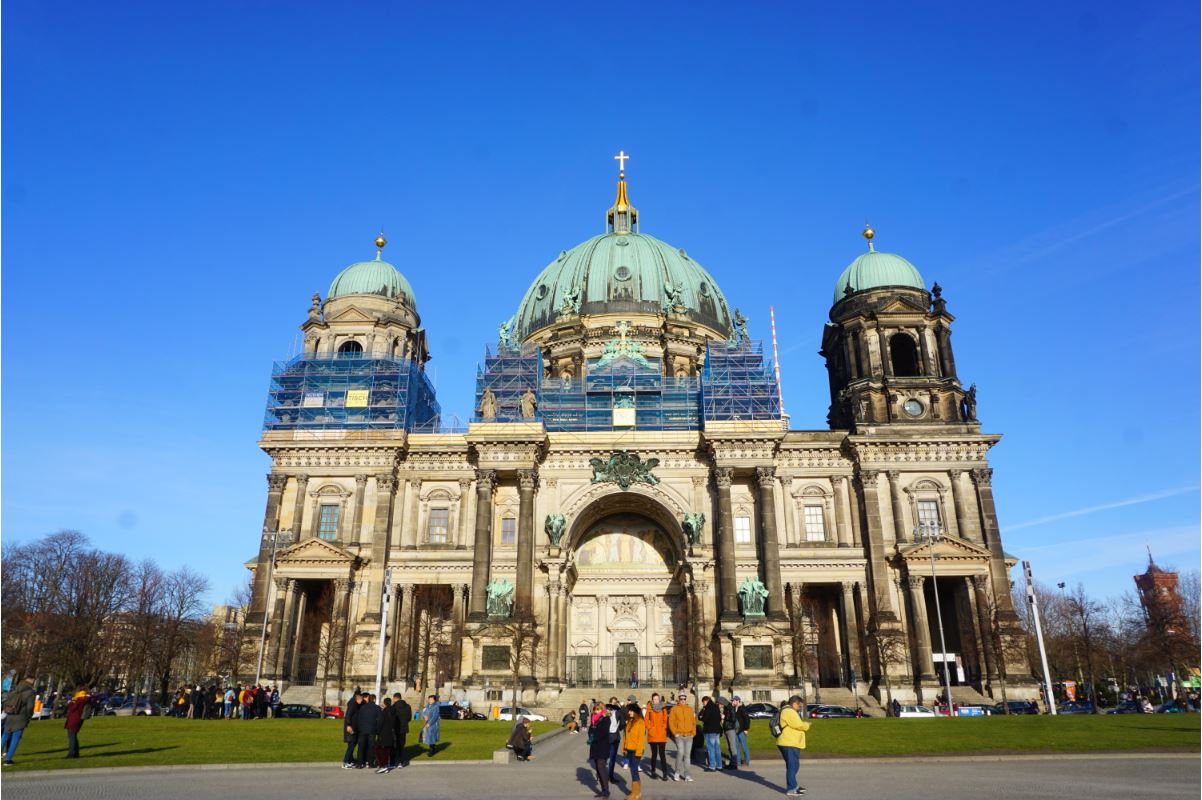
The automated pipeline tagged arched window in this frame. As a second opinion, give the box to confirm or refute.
[889,333,920,376]
[337,340,363,356]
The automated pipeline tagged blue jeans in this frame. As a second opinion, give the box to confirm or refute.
[223,701,232,719]
[704,733,721,769]
[2,728,24,763]
[737,731,751,764]
[779,745,801,792]
[626,750,641,782]
[607,737,619,779]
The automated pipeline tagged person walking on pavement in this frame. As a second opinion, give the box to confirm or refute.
[341,691,364,768]
[643,692,669,780]
[1,676,37,765]
[63,686,91,759]
[588,703,613,798]
[732,696,752,766]
[419,695,441,757]
[720,695,741,769]
[699,695,723,771]
[390,692,412,769]
[776,695,812,796]
[622,704,647,800]
[579,701,590,732]
[667,691,696,782]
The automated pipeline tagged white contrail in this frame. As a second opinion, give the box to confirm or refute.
[1006,485,1200,531]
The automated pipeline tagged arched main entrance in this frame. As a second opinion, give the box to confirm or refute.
[566,512,687,688]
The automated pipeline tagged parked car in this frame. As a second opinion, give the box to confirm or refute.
[897,704,937,718]
[990,700,1038,715]
[806,704,857,718]
[110,699,159,716]
[1107,701,1147,715]
[743,702,776,719]
[495,706,546,722]
[277,703,322,719]
[322,705,344,719]
[1155,700,1198,714]
[1058,701,1095,715]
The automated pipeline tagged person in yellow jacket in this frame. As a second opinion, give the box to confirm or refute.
[776,695,812,796]
[621,704,647,800]
[667,692,697,782]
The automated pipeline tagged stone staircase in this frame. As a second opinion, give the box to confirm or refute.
[950,686,994,708]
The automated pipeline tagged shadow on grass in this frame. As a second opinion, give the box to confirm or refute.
[27,742,120,756]
[89,746,181,758]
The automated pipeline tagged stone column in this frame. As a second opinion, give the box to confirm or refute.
[468,470,496,619]
[267,576,293,678]
[597,595,610,674]
[971,469,1019,621]
[877,327,893,377]
[840,581,863,686]
[291,474,309,537]
[362,474,396,620]
[544,582,557,681]
[917,325,932,375]
[350,475,368,546]
[887,471,909,543]
[857,330,871,380]
[844,334,859,380]
[331,578,352,685]
[755,467,786,619]
[856,470,899,621]
[854,582,871,680]
[451,584,468,679]
[948,470,975,542]
[516,470,537,616]
[557,587,569,683]
[905,575,935,679]
[399,479,422,549]
[458,479,474,548]
[835,476,854,548]
[969,575,997,685]
[288,587,308,680]
[714,468,740,621]
[393,584,416,684]
[251,474,289,618]
[936,325,957,379]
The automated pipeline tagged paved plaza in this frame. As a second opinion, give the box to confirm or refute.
[4,731,1198,800]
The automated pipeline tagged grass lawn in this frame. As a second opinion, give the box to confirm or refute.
[3,717,558,772]
[745,714,1200,757]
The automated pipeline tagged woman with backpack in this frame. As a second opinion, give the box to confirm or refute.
[774,696,812,796]
[64,687,91,759]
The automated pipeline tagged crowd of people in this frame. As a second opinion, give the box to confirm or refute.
[574,691,811,798]
[339,690,443,773]
[166,684,282,719]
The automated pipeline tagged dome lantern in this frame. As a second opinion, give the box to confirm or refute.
[606,150,639,234]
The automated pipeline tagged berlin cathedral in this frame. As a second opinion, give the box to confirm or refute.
[247,154,1035,711]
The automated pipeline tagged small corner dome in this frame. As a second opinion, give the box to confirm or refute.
[327,256,417,306]
[833,251,925,304]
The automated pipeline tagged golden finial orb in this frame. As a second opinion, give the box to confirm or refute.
[862,225,875,241]
[375,233,388,250]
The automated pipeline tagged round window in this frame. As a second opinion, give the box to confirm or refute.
[678,248,688,259]
[535,284,548,300]
[903,399,924,417]
[699,282,710,296]
[615,266,632,281]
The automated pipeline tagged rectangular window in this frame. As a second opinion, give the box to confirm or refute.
[317,505,341,541]
[485,689,503,702]
[743,645,773,670]
[501,517,517,546]
[804,505,826,541]
[482,645,510,671]
[734,516,752,544]
[917,499,941,531]
[427,508,450,544]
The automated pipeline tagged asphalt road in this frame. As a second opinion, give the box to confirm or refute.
[4,730,1197,799]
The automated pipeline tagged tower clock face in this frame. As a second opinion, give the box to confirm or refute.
[903,399,924,417]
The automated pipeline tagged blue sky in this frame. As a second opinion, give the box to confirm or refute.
[3,1,1198,605]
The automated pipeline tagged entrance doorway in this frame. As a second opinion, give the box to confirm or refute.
[616,643,638,686]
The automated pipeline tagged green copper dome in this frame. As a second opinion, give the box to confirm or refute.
[513,231,733,340]
[328,255,417,306]
[833,251,925,304]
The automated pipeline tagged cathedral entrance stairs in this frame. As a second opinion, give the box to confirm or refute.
[950,686,995,708]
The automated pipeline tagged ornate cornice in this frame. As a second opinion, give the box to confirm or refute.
[270,449,401,469]
[849,438,997,466]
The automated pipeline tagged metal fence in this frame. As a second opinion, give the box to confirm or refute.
[565,656,689,688]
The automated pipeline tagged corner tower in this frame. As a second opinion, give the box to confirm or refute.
[821,226,974,431]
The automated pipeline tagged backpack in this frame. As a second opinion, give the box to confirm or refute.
[82,701,95,720]
[768,708,783,738]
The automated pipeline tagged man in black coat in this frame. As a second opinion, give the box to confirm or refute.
[390,692,412,769]
[341,691,364,768]
[353,694,381,768]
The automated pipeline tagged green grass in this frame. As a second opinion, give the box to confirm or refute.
[2,717,558,772]
[745,714,1201,757]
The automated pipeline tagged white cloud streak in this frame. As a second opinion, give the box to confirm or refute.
[1005,485,1200,532]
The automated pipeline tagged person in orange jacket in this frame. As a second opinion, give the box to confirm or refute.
[643,693,669,781]
[621,704,647,800]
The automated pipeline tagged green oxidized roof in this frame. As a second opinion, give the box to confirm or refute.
[328,256,417,306]
[833,251,925,304]
[513,232,733,340]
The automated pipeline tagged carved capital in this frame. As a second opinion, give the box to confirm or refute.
[375,473,396,492]
[355,474,369,487]
[691,475,707,488]
[476,469,496,492]
[408,478,422,490]
[755,466,776,489]
[971,468,993,487]
[267,473,288,492]
[273,576,289,593]
[334,578,352,593]
[948,469,963,480]
[295,473,310,488]
[517,469,538,491]
[886,470,901,485]
[458,478,472,490]
[906,575,926,590]
[401,584,417,600]
[970,574,990,591]
[714,467,734,489]
[544,478,558,489]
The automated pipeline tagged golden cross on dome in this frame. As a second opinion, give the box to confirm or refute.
[616,320,630,342]
[614,150,631,174]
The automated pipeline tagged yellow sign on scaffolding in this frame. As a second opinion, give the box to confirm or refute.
[345,390,369,407]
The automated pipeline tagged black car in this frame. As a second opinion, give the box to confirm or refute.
[807,704,857,718]
[1106,701,1147,715]
[990,700,1039,715]
[1057,701,1094,715]
[277,703,322,719]
[744,702,776,719]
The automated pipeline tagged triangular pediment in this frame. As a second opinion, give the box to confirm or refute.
[326,306,376,323]
[276,536,358,565]
[879,296,929,314]
[898,535,991,561]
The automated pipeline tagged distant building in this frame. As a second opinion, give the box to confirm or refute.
[1134,551,1190,638]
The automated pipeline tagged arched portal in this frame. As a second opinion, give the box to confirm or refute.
[566,512,687,688]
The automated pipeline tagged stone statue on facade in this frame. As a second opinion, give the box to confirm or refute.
[559,285,582,315]
[308,293,322,321]
[683,512,706,546]
[486,577,515,618]
[738,576,769,617]
[497,319,514,349]
[544,513,566,547]
[520,389,537,419]
[589,451,660,490]
[962,383,978,422]
[662,282,684,313]
[734,308,749,343]
[479,388,498,420]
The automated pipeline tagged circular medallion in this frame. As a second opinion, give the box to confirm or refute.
[903,399,924,417]
[615,266,632,281]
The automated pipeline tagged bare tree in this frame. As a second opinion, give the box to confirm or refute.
[149,567,211,703]
[317,588,347,713]
[787,591,820,705]
[863,612,908,714]
[210,579,255,684]
[1178,570,1200,646]
[483,615,541,717]
[1063,582,1107,714]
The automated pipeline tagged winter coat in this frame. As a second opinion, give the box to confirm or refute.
[507,723,532,751]
[644,704,669,743]
[734,705,751,733]
[420,703,441,744]
[622,717,647,757]
[588,722,613,760]
[700,702,723,734]
[776,706,811,749]
[64,693,89,732]
[355,701,381,735]
[668,702,696,737]
[2,683,36,732]
[395,699,412,734]
[375,705,397,747]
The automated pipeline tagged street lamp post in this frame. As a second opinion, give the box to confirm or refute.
[916,521,956,716]
[374,568,395,699]
[254,529,287,685]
